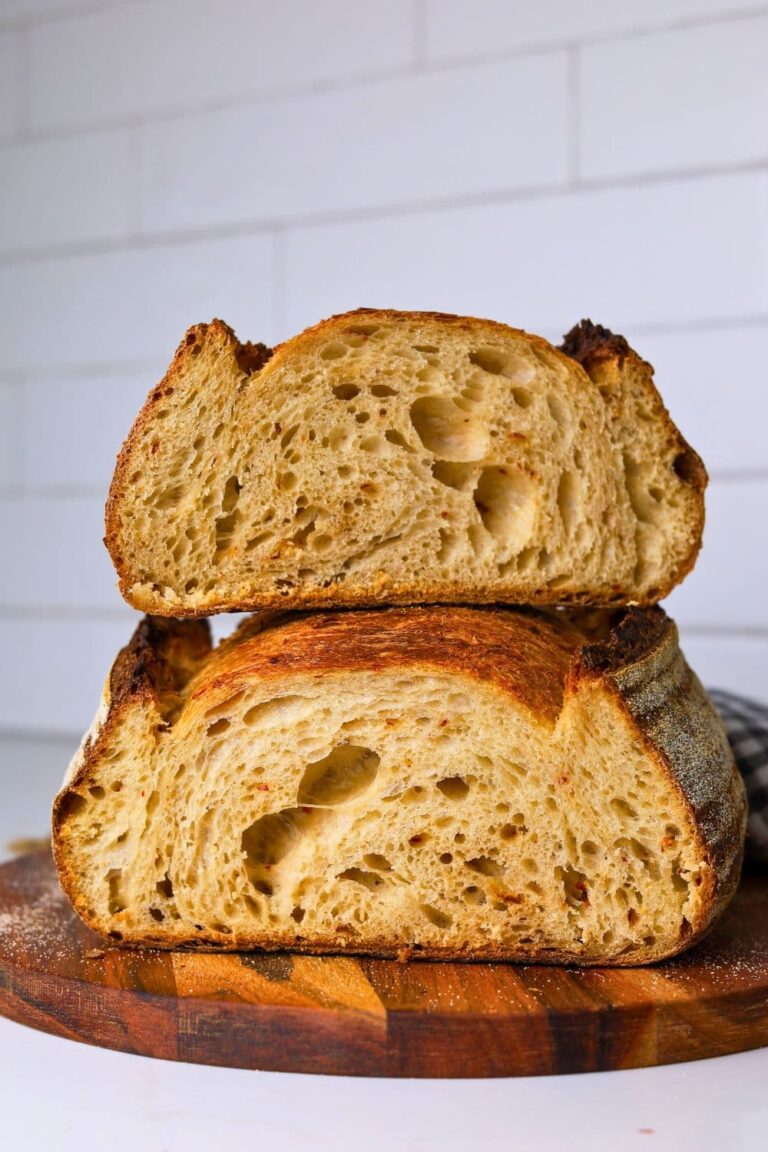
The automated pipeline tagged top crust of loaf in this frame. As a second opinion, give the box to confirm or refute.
[104,309,706,616]
[54,605,744,963]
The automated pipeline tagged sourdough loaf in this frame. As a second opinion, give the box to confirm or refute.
[105,310,706,616]
[52,606,744,965]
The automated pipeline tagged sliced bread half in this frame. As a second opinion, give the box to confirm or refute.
[105,310,706,615]
[53,605,744,965]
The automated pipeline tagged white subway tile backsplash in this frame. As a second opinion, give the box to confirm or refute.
[0,31,19,140]
[425,0,767,60]
[140,53,569,234]
[28,0,415,131]
[580,19,768,180]
[665,480,768,629]
[0,383,20,488]
[635,326,768,475]
[0,1,105,24]
[22,372,152,489]
[679,633,768,703]
[0,494,126,610]
[0,131,131,254]
[0,232,276,372]
[0,616,132,735]
[283,173,768,337]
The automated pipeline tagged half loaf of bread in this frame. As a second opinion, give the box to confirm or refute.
[105,310,706,616]
[53,605,744,965]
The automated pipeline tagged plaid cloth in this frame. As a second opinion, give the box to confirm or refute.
[711,690,768,864]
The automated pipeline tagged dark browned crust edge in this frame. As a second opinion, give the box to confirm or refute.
[51,616,211,914]
[53,606,745,967]
[105,310,707,616]
[571,608,745,955]
[560,318,633,368]
[561,319,707,601]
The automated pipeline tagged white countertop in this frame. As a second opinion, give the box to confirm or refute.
[1,734,766,1152]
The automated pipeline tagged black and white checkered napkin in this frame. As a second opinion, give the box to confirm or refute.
[711,690,768,864]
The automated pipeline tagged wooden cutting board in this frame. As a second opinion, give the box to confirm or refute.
[1,851,767,1078]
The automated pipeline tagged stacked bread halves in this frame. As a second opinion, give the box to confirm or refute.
[53,310,746,966]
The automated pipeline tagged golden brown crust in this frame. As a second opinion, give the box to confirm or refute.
[53,605,745,965]
[105,309,706,616]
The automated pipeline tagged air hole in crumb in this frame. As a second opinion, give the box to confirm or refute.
[298,745,380,806]
[338,867,385,892]
[363,853,391,871]
[149,907,164,923]
[280,424,299,449]
[557,470,581,535]
[320,342,347,360]
[436,776,469,800]
[421,903,452,929]
[206,718,230,737]
[371,383,397,397]
[157,874,174,899]
[465,856,504,878]
[242,807,324,894]
[511,387,533,408]
[462,885,486,906]
[291,906,305,923]
[432,460,476,491]
[107,869,125,915]
[556,865,589,908]
[332,383,360,400]
[409,395,489,461]
[89,786,105,800]
[468,347,508,375]
[474,466,537,553]
[243,695,304,726]
[384,429,411,450]
[439,852,453,864]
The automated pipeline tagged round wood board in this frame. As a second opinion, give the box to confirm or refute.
[1,852,767,1078]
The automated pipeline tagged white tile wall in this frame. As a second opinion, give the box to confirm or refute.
[424,0,768,59]
[139,53,570,233]
[0,383,21,489]
[27,0,416,131]
[580,17,768,179]
[0,232,278,372]
[0,1,107,25]
[665,480,768,629]
[636,325,768,475]
[283,174,768,335]
[21,371,153,489]
[0,130,132,253]
[679,632,768,698]
[0,0,766,734]
[0,31,19,140]
[0,617,131,733]
[0,495,125,611]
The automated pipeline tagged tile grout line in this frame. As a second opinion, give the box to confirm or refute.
[7,4,768,145]
[2,160,768,268]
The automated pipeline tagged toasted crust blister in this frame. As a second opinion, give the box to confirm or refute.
[105,309,706,617]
